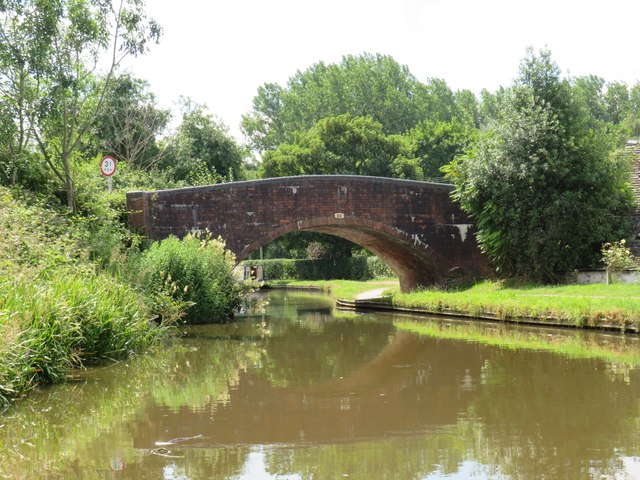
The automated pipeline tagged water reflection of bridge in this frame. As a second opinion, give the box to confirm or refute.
[133,331,483,446]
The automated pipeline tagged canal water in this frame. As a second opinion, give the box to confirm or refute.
[1,290,640,479]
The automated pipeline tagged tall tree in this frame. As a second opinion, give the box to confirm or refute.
[573,75,607,122]
[477,87,509,128]
[158,99,245,184]
[89,74,170,168]
[408,119,476,180]
[242,53,458,153]
[446,49,635,282]
[260,114,422,180]
[604,81,630,125]
[0,0,161,211]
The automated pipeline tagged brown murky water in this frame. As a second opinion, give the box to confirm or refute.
[1,290,640,479]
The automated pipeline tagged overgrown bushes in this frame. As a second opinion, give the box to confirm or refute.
[0,188,173,405]
[246,256,394,281]
[137,232,243,324]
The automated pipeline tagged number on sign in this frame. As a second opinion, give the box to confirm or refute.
[100,156,116,177]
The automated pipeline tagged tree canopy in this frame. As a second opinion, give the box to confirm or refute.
[88,75,170,169]
[446,49,636,282]
[157,99,246,184]
[260,114,422,180]
[242,53,463,153]
[0,0,161,210]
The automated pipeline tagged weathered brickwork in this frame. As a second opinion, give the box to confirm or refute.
[126,175,493,291]
[626,141,640,254]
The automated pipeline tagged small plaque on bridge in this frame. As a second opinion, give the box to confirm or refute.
[334,213,345,219]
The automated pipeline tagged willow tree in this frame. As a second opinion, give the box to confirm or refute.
[0,0,160,211]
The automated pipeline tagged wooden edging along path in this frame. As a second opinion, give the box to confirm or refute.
[335,298,640,334]
[261,285,640,334]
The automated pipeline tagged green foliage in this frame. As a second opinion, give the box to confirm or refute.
[157,99,246,184]
[248,256,393,281]
[260,114,422,179]
[601,239,639,271]
[446,49,636,282]
[0,268,168,406]
[408,119,476,180]
[0,0,161,211]
[366,256,395,278]
[242,53,460,152]
[0,187,170,405]
[572,76,640,140]
[88,74,170,168]
[138,232,242,324]
[477,87,510,127]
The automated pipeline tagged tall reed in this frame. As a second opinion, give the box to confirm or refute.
[0,268,169,406]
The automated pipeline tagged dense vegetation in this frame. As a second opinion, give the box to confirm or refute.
[245,256,394,282]
[0,0,245,404]
[2,0,640,402]
[244,50,639,270]
[445,50,636,282]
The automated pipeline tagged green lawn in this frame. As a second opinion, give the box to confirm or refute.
[267,278,640,329]
[266,279,399,300]
[391,281,640,328]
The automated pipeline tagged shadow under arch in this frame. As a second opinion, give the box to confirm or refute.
[238,215,448,292]
[127,175,493,291]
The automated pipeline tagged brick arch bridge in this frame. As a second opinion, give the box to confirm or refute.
[126,175,492,292]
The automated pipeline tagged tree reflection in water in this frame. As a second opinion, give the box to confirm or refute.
[0,290,639,479]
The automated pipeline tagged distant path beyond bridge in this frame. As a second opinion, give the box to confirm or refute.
[126,175,492,292]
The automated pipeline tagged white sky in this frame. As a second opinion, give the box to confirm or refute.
[120,0,640,141]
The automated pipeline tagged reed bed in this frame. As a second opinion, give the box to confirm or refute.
[0,189,171,406]
[0,269,168,405]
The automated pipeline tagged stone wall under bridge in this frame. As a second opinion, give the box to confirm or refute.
[126,175,493,292]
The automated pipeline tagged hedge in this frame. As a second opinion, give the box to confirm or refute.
[244,256,394,281]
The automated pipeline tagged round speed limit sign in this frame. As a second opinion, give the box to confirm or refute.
[100,156,117,177]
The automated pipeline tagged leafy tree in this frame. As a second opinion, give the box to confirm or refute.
[0,0,161,211]
[572,76,639,142]
[446,49,635,282]
[477,87,510,128]
[408,119,476,180]
[573,75,607,122]
[623,82,640,138]
[89,74,170,168]
[604,81,630,125]
[158,99,245,184]
[260,114,422,179]
[242,53,458,152]
[454,89,481,128]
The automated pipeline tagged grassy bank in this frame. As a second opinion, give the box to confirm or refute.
[0,189,172,406]
[271,278,640,330]
[267,279,399,300]
[389,281,640,329]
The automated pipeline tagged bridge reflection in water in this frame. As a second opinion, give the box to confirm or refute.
[2,290,640,479]
[123,291,640,480]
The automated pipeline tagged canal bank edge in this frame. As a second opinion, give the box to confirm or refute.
[262,283,640,334]
[335,297,640,334]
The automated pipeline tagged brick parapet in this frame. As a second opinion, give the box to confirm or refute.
[126,176,492,291]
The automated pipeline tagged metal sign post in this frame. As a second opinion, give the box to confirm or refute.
[100,155,117,192]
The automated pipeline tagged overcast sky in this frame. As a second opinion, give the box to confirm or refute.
[120,0,640,140]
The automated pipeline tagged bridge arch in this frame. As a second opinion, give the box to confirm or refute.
[240,215,447,292]
[126,175,491,291]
